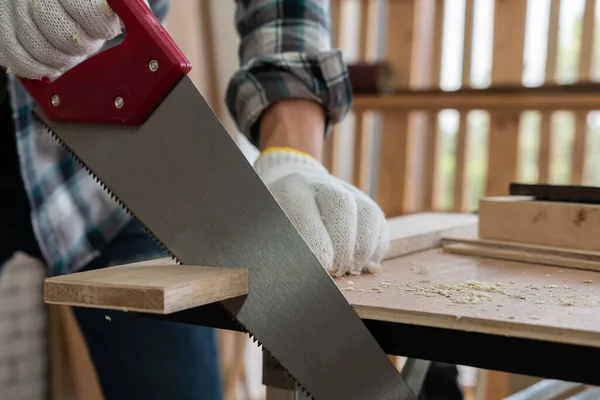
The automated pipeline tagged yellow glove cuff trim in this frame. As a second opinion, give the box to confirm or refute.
[260,146,316,161]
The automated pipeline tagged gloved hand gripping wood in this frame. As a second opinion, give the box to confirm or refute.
[255,148,390,277]
[0,0,123,78]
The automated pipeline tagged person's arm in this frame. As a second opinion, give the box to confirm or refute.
[225,0,353,162]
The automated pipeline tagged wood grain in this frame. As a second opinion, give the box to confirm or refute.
[44,259,249,314]
[385,212,477,259]
[343,249,600,348]
[479,196,600,252]
[442,231,600,272]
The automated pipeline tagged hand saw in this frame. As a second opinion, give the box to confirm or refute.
[18,1,417,398]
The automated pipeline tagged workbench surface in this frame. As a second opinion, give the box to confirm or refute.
[341,249,600,348]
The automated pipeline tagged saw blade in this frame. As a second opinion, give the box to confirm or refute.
[34,75,417,400]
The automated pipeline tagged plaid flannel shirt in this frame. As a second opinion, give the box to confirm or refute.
[5,0,352,276]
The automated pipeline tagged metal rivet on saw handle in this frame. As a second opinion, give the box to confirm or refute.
[114,97,124,109]
[149,59,159,72]
[51,95,60,107]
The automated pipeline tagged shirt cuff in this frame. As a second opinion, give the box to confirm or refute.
[225,49,353,147]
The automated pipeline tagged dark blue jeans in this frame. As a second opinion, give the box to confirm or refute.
[0,206,223,399]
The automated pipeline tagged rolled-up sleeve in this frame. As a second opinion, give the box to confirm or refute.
[225,0,353,146]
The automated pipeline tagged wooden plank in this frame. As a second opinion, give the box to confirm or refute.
[453,0,475,212]
[60,305,104,400]
[377,0,417,216]
[44,260,249,314]
[538,0,561,183]
[485,0,528,196]
[343,249,600,349]
[44,213,476,313]
[352,0,379,192]
[199,0,222,120]
[478,196,600,252]
[443,230,600,259]
[385,212,477,259]
[572,0,596,185]
[422,0,445,210]
[443,242,600,272]
[353,91,600,111]
[323,0,343,173]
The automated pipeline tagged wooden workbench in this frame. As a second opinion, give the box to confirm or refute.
[44,213,600,389]
[344,248,600,349]
[134,248,600,389]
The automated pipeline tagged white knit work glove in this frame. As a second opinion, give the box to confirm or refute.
[0,0,124,79]
[255,148,389,277]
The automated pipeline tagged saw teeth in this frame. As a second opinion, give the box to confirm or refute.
[37,116,181,266]
[38,116,316,399]
[218,302,316,397]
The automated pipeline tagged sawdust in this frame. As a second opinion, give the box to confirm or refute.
[402,279,594,308]
[341,280,365,293]
[73,34,83,47]
[105,315,111,321]
[404,280,510,305]
[368,281,394,293]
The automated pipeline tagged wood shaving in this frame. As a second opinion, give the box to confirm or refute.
[369,281,393,293]
[73,35,83,47]
[342,281,363,292]
[405,280,510,305]
[105,315,111,321]
[367,264,382,274]
[403,279,594,308]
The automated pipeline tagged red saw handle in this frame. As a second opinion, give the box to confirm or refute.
[17,0,191,125]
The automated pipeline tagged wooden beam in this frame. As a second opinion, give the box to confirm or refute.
[478,196,600,252]
[485,0,528,197]
[352,90,600,112]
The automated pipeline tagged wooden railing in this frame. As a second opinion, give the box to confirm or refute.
[326,0,600,221]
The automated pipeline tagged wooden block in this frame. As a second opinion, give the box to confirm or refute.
[44,259,249,314]
[479,196,600,252]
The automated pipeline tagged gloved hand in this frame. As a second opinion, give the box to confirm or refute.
[0,0,122,79]
[254,147,389,277]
